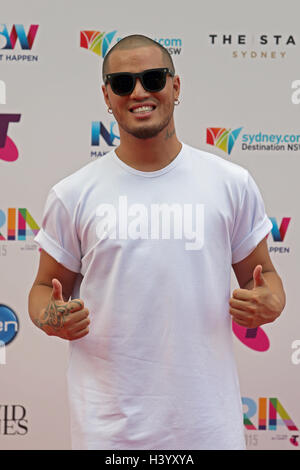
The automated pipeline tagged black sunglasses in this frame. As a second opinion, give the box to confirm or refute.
[104,67,174,96]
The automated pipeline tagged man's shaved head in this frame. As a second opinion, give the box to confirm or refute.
[102,34,175,81]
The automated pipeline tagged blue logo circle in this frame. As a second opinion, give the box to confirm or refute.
[0,304,19,345]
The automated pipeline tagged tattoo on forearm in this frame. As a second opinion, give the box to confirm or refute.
[35,300,82,330]
[165,128,175,140]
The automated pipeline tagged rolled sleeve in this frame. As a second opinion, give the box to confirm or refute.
[34,188,81,273]
[231,172,273,264]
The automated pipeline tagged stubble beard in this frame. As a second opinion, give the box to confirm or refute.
[119,106,174,140]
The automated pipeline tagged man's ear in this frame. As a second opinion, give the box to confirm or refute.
[102,84,111,109]
[173,75,180,101]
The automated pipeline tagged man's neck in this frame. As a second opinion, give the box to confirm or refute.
[115,125,182,172]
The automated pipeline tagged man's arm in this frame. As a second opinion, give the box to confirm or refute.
[230,237,286,328]
[28,249,90,340]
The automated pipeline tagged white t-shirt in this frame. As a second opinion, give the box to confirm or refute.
[35,143,272,450]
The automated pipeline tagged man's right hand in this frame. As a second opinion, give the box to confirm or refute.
[35,278,90,341]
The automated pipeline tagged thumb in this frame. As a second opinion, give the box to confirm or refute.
[51,278,64,302]
[253,265,266,288]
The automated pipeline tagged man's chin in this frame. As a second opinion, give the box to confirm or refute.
[127,126,163,140]
[122,119,171,140]
[131,130,161,140]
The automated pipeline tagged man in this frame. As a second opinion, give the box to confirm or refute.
[29,34,285,450]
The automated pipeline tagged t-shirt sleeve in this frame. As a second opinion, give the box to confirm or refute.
[231,171,273,264]
[34,188,81,273]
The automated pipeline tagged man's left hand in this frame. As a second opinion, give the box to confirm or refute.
[229,265,282,328]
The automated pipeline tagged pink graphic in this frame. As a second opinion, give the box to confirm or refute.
[290,435,299,447]
[232,322,270,352]
[0,136,19,162]
[0,114,21,162]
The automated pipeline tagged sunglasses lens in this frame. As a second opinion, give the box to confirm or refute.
[107,69,168,95]
[110,74,134,95]
[143,70,166,92]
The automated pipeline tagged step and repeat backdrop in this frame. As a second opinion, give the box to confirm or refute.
[1,0,300,450]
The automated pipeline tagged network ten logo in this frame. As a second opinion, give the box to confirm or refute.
[0,24,39,50]
[243,397,299,447]
[0,305,19,365]
[91,120,120,157]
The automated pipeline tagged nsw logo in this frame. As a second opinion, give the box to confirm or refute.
[90,120,120,158]
[80,30,116,57]
[0,24,39,50]
[267,217,291,242]
[91,120,119,147]
[268,217,291,255]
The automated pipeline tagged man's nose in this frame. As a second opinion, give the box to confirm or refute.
[130,78,150,98]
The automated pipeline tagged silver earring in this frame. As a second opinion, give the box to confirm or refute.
[174,99,180,105]
[107,107,113,114]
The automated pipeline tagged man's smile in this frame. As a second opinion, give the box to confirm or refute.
[129,102,157,117]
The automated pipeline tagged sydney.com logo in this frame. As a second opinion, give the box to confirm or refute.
[80,30,183,58]
[0,24,39,63]
[206,127,300,154]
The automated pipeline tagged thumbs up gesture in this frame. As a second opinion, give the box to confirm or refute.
[36,279,90,340]
[252,265,267,289]
[229,265,282,328]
